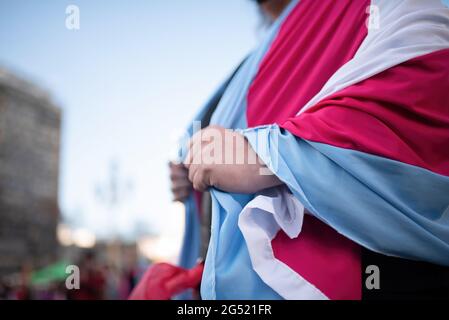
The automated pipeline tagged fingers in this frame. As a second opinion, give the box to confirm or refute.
[184,130,203,168]
[171,178,192,190]
[172,186,191,202]
[169,164,189,181]
[169,161,192,202]
[170,178,192,202]
[191,166,208,192]
[183,126,226,191]
[185,142,204,174]
[184,125,225,168]
[185,163,210,192]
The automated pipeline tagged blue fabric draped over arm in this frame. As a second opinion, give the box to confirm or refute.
[241,125,449,266]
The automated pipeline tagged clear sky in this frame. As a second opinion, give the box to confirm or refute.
[0,0,260,248]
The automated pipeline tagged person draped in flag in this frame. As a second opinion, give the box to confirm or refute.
[172,0,295,299]
[181,0,449,299]
[129,0,293,300]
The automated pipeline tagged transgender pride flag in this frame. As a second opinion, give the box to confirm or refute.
[178,0,449,300]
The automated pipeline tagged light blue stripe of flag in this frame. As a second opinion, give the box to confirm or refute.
[242,125,449,266]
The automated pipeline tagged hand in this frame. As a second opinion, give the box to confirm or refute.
[184,125,282,193]
[168,161,192,202]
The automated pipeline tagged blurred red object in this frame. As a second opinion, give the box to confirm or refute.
[128,262,204,300]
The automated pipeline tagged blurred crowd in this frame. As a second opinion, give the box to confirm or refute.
[0,252,144,300]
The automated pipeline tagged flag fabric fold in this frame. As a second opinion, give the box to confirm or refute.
[179,0,449,300]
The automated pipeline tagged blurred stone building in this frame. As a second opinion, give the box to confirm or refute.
[0,68,61,276]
